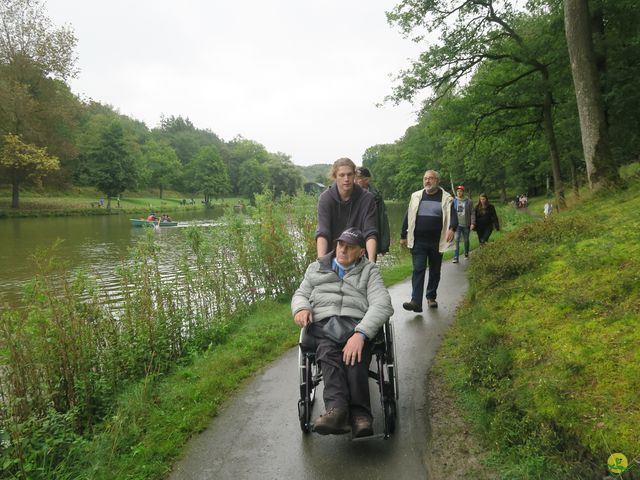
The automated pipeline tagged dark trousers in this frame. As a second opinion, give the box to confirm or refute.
[410,237,443,305]
[308,320,373,419]
[476,226,493,244]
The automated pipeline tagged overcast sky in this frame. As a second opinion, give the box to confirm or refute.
[45,0,424,167]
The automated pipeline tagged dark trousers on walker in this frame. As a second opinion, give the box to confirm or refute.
[410,237,443,306]
[308,320,373,419]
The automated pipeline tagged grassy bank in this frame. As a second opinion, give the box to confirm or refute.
[0,193,533,480]
[437,168,640,478]
[0,186,244,218]
[29,257,412,479]
[47,205,526,480]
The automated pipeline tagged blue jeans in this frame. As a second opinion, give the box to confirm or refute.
[410,238,443,305]
[454,226,470,258]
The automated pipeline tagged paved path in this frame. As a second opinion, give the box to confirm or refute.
[169,260,469,480]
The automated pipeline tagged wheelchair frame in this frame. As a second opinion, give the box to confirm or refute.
[297,320,398,438]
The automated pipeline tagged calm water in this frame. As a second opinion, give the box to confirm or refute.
[0,209,228,306]
[0,202,408,307]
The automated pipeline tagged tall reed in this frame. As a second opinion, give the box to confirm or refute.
[0,192,318,479]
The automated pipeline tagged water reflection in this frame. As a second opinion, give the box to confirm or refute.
[0,208,227,306]
[0,202,409,308]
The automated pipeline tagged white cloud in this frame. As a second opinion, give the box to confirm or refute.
[45,0,424,165]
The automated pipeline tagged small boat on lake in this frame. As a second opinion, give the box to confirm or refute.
[130,219,178,227]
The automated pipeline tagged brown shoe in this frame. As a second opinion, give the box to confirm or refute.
[351,415,373,438]
[402,301,423,313]
[312,407,350,435]
[427,299,438,308]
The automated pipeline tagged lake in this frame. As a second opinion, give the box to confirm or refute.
[0,202,408,307]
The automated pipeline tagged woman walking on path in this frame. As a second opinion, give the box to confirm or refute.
[474,193,500,244]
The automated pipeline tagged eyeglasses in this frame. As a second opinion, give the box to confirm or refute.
[424,176,437,180]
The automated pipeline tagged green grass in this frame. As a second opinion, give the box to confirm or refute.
[437,171,640,478]
[0,186,244,217]
[49,208,528,480]
[2,185,603,479]
[55,258,418,480]
[59,298,300,479]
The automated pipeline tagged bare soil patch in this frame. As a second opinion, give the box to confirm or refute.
[425,369,498,479]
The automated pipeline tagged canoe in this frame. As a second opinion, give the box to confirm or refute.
[130,219,178,227]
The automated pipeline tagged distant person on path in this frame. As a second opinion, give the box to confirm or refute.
[452,185,475,263]
[474,193,500,244]
[315,158,378,262]
[400,170,457,311]
[291,228,394,438]
[544,201,553,219]
[355,166,390,255]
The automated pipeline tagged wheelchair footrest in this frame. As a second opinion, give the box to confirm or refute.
[351,433,387,442]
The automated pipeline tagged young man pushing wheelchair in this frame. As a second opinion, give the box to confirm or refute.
[291,227,394,438]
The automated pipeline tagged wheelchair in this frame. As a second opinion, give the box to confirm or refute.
[297,319,398,438]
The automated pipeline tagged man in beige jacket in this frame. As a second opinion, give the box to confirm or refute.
[400,170,457,310]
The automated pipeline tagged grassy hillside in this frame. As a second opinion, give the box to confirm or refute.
[437,168,640,478]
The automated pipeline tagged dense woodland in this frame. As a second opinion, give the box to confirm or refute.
[0,1,307,209]
[362,0,639,205]
[1,0,638,210]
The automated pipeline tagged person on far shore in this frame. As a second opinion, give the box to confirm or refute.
[543,201,553,219]
[452,185,475,263]
[315,158,378,262]
[474,193,500,244]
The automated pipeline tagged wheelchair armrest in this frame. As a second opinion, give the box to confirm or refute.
[299,327,318,354]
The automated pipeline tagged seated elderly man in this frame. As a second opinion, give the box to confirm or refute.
[291,227,394,438]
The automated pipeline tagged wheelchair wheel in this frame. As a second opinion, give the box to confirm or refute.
[384,322,399,400]
[384,398,397,434]
[298,351,317,433]
[381,322,398,437]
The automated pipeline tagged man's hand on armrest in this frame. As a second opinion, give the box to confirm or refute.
[294,309,312,328]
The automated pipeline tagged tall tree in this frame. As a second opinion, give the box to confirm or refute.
[0,0,77,79]
[238,158,268,202]
[88,121,138,208]
[387,0,569,207]
[141,140,181,199]
[266,153,305,198]
[0,133,59,208]
[225,137,271,195]
[186,145,230,205]
[0,0,79,185]
[564,0,619,190]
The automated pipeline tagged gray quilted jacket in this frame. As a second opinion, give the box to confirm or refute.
[291,252,394,339]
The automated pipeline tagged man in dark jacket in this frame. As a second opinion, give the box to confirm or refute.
[356,167,390,255]
[315,158,378,262]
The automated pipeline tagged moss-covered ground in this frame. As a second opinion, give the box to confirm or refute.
[437,167,640,478]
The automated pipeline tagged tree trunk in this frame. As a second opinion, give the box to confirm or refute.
[564,0,619,190]
[11,179,20,208]
[540,73,566,209]
[159,184,164,199]
[106,196,112,210]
